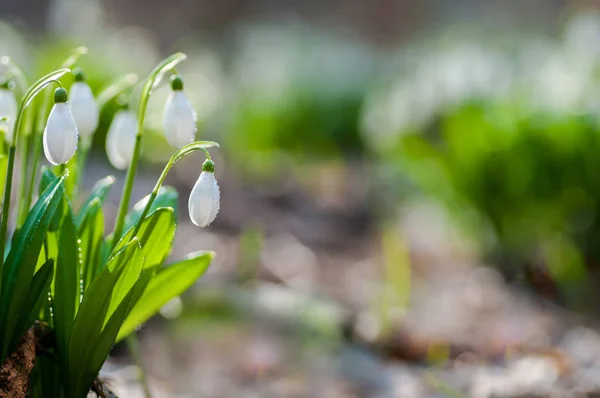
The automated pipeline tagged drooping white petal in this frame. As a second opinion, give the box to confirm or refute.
[43,103,78,165]
[106,110,137,170]
[69,81,99,138]
[163,91,197,148]
[0,89,18,144]
[188,171,220,227]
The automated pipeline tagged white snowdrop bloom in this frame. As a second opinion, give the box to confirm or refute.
[106,109,137,170]
[69,68,99,139]
[0,83,18,144]
[163,75,197,148]
[188,159,220,227]
[43,87,78,165]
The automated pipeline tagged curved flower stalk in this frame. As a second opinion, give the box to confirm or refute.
[188,159,220,227]
[128,140,219,239]
[0,81,17,144]
[163,75,197,148]
[0,68,70,276]
[73,73,138,191]
[22,47,87,224]
[68,68,99,142]
[111,52,187,247]
[106,106,136,170]
[43,87,79,165]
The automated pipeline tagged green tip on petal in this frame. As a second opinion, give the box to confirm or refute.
[73,67,86,82]
[0,79,14,90]
[170,75,184,91]
[116,93,130,110]
[54,87,68,103]
[202,159,215,173]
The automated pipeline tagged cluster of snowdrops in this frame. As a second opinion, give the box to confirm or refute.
[0,48,220,397]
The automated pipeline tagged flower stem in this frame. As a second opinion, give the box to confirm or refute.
[23,48,87,221]
[130,141,218,238]
[17,109,37,226]
[0,145,16,263]
[110,53,187,249]
[76,138,91,192]
[0,69,70,293]
[16,133,30,224]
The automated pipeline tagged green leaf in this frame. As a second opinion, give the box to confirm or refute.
[0,172,66,361]
[77,198,104,292]
[67,239,143,398]
[114,207,176,270]
[52,208,81,371]
[38,166,64,232]
[124,186,178,233]
[117,251,214,342]
[76,175,115,227]
[14,259,54,341]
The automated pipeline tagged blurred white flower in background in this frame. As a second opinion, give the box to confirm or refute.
[0,85,18,144]
[106,108,137,170]
[361,39,511,150]
[69,69,100,140]
[163,75,197,148]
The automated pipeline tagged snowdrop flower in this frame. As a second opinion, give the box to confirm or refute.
[43,87,78,165]
[188,159,219,227]
[69,68,99,140]
[0,81,17,144]
[106,106,137,170]
[163,75,197,148]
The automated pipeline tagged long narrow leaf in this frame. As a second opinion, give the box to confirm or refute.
[67,239,143,398]
[113,207,176,269]
[77,198,104,292]
[14,259,54,342]
[124,186,178,232]
[0,172,66,361]
[52,208,81,373]
[76,176,115,227]
[117,251,214,341]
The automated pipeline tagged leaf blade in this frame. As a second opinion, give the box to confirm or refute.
[117,251,214,341]
[0,172,66,361]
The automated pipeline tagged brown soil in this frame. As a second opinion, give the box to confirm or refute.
[0,328,36,398]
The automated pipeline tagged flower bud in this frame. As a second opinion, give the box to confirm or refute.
[0,81,18,144]
[43,87,78,165]
[106,109,137,170]
[162,75,197,148]
[188,159,219,227]
[69,68,99,139]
